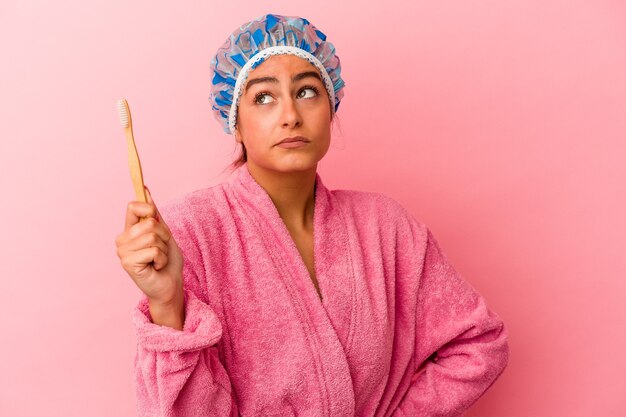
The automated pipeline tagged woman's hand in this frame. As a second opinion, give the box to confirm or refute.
[115,186,185,328]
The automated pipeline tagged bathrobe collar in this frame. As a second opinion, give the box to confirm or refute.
[224,162,357,414]
[224,162,353,319]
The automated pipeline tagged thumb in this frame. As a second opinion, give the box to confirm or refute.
[144,186,162,223]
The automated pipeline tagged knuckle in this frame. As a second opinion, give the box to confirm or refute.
[115,232,127,246]
[147,232,158,244]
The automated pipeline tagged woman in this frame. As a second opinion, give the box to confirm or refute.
[115,13,510,416]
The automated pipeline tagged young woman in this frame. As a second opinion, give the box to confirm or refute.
[115,14,510,416]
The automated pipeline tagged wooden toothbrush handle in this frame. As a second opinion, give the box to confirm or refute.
[125,128,147,203]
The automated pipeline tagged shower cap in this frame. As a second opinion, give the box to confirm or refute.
[209,13,346,135]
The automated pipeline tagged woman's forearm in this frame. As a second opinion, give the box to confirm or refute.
[148,291,185,330]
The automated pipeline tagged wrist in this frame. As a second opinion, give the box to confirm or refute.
[148,290,185,330]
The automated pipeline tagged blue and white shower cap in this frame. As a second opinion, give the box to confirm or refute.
[209,13,346,135]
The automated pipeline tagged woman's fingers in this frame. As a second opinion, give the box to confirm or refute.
[144,187,173,235]
[122,246,170,274]
[124,200,157,231]
[117,231,169,257]
[144,186,158,218]
[116,184,185,306]
[116,216,170,247]
[122,185,172,233]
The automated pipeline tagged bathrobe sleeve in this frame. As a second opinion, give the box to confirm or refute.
[131,202,238,417]
[395,222,510,416]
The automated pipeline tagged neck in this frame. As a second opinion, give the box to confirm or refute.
[246,161,317,231]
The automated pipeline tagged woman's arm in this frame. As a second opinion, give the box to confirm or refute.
[131,202,239,417]
[394,228,510,416]
[133,287,237,417]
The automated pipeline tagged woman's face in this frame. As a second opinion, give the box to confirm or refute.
[234,54,332,174]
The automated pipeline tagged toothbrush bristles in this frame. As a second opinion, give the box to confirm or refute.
[117,99,129,128]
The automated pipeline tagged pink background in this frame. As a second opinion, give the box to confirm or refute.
[1,0,625,415]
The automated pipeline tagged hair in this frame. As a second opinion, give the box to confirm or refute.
[227,105,340,172]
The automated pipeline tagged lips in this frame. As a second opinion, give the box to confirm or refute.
[276,136,310,145]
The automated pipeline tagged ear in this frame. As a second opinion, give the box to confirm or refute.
[234,127,243,144]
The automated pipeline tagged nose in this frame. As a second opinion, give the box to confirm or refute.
[280,95,302,129]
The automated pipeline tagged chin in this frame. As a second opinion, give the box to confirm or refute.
[248,144,328,174]
[278,160,317,173]
[270,154,322,173]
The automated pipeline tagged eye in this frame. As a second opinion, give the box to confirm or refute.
[253,92,274,105]
[253,85,321,105]
[298,85,320,99]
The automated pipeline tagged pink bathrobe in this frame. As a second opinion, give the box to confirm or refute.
[132,162,510,416]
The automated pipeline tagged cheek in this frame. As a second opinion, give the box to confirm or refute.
[316,97,332,123]
[256,115,276,131]
[241,107,274,132]
[316,105,332,128]
[238,115,272,154]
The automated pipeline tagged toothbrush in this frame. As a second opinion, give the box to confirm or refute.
[117,98,147,204]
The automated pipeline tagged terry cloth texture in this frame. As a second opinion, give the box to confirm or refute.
[132,162,510,416]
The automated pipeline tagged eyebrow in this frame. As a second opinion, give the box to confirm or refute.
[244,71,322,93]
